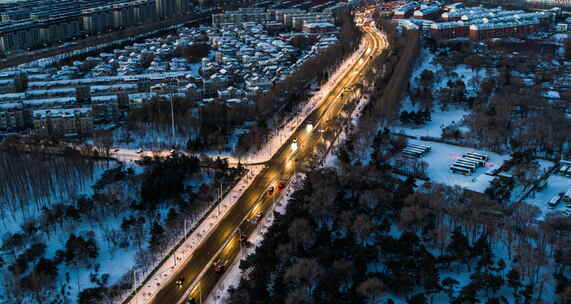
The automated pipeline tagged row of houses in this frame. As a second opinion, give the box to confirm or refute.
[212,7,339,33]
[430,10,554,40]
[0,0,194,53]
[0,20,338,135]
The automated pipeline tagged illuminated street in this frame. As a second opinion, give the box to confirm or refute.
[126,17,388,304]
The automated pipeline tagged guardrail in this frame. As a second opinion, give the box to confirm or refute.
[120,167,247,304]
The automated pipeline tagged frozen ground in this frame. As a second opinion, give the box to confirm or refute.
[397,46,490,139]
[407,139,509,193]
[395,96,469,138]
[525,174,571,219]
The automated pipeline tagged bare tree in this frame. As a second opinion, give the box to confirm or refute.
[357,277,385,303]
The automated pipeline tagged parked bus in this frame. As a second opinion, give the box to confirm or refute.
[453,162,476,171]
[456,159,479,168]
[403,147,425,154]
[402,150,422,158]
[564,189,571,202]
[451,165,472,175]
[466,152,489,160]
[405,147,427,155]
[548,195,561,209]
[462,155,486,167]
[408,144,431,151]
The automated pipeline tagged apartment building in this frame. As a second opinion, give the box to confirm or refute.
[32,107,93,136]
[469,19,540,40]
[0,103,24,130]
[0,0,194,53]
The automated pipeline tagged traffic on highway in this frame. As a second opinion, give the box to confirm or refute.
[139,15,388,304]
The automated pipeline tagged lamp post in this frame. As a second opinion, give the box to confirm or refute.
[169,80,176,141]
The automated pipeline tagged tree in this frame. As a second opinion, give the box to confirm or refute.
[442,277,459,299]
[407,293,427,304]
[507,269,522,301]
[400,111,411,124]
[351,214,374,247]
[78,287,107,304]
[64,234,99,266]
[20,258,58,292]
[93,130,114,157]
[464,54,484,71]
[149,221,165,252]
[288,218,316,252]
[357,277,385,303]
[565,38,571,61]
[284,258,323,293]
[446,227,471,271]
[419,69,434,88]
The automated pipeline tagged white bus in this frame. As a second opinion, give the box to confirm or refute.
[403,148,425,155]
[462,155,486,167]
[456,158,480,167]
[402,150,422,158]
[405,147,427,155]
[453,162,476,171]
[548,195,561,208]
[407,144,431,152]
[466,152,489,161]
[451,165,472,175]
[564,189,571,202]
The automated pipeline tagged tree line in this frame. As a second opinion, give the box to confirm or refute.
[227,126,571,304]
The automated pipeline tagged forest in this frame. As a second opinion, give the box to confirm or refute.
[0,151,115,226]
[0,153,243,303]
[227,128,571,303]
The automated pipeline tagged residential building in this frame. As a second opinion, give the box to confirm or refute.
[0,102,24,130]
[32,107,93,136]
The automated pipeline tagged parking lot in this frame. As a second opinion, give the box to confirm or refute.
[525,173,571,219]
[405,139,509,193]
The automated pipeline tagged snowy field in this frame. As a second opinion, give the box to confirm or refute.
[408,139,509,193]
[525,174,571,219]
[395,96,469,138]
[394,45,492,139]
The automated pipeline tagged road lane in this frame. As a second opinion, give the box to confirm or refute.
[148,24,387,304]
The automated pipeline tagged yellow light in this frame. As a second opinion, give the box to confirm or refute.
[306,123,313,133]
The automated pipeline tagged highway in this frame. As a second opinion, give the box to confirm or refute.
[146,22,388,304]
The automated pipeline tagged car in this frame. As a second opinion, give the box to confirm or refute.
[170,149,176,154]
[267,186,275,195]
[136,148,143,154]
[277,182,286,191]
[113,148,119,152]
[214,259,226,274]
[215,264,225,273]
[175,277,184,287]
[255,211,263,219]
[292,138,297,144]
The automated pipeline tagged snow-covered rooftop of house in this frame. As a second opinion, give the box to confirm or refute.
[0,102,22,110]
[23,96,76,106]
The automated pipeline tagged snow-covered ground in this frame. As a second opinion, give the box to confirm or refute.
[396,46,494,139]
[124,166,263,304]
[395,96,469,138]
[525,174,571,219]
[407,139,509,193]
[125,36,370,304]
